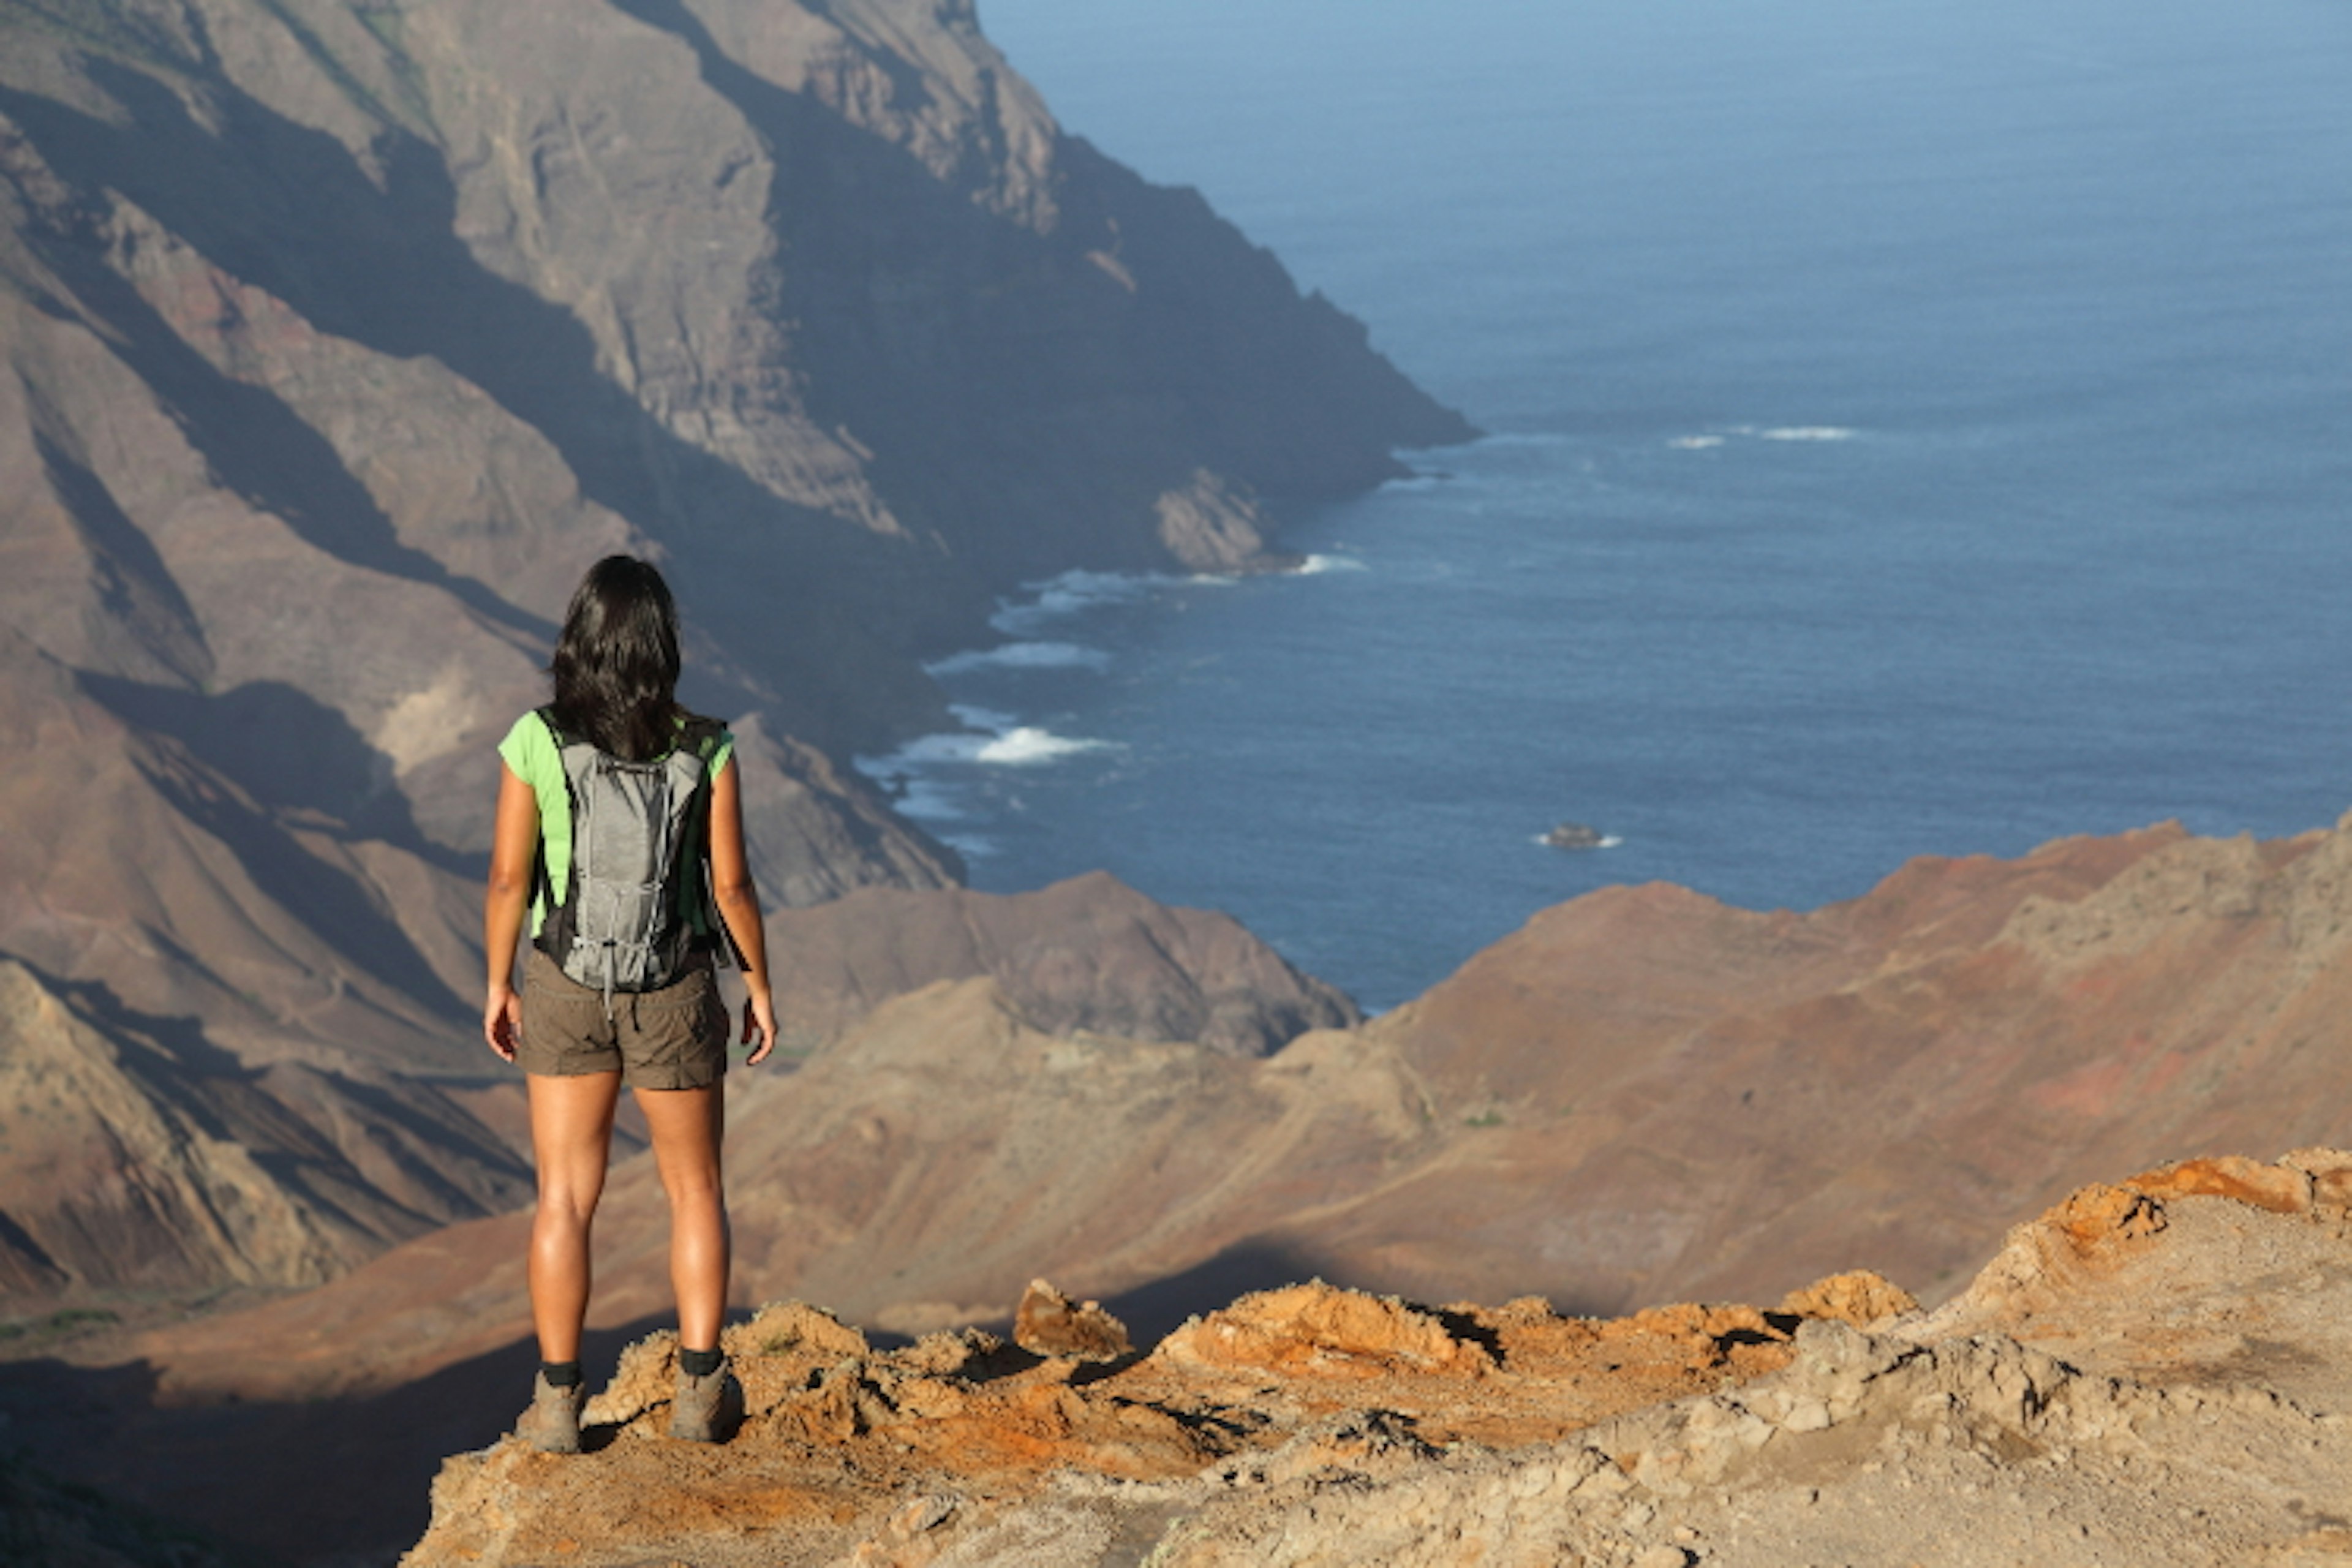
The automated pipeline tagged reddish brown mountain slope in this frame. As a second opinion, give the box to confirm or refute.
[134,816,2352,1398]
[1333,818,2352,1311]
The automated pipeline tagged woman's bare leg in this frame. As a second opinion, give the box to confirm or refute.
[527,1071,622,1363]
[636,1083,729,1349]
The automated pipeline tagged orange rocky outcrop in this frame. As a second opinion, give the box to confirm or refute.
[402,1153,2352,1567]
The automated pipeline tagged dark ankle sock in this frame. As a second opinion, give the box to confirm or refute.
[540,1360,582,1389]
[679,1346,722,1378]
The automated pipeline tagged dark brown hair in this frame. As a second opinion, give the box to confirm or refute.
[548,556,693,761]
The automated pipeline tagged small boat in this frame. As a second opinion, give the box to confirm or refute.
[1544,821,1608,851]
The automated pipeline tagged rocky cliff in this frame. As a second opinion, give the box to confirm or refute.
[394,1152,2352,1566]
[0,0,1463,1308]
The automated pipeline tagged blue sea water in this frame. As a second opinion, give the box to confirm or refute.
[880,0,2352,1011]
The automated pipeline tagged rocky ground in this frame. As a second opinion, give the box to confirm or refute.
[399,1152,2352,1567]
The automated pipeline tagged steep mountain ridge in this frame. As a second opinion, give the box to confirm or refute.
[0,0,1462,1313]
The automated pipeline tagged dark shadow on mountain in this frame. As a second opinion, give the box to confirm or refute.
[31,430,212,687]
[0,65,952,750]
[613,0,1471,597]
[0,1441,242,1568]
[0,108,543,645]
[111,740,470,1020]
[0,1311,676,1567]
[40,959,303,1087]
[310,1069,531,1184]
[610,0,1181,587]
[1101,1239,1335,1349]
[0,1357,257,1566]
[1,25,1468,741]
[18,964,530,1257]
[81,671,475,876]
[0,1210,69,1296]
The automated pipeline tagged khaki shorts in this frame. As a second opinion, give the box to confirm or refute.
[518,948,728,1090]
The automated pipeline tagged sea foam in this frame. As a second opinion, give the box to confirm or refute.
[859,704,1116,778]
[989,567,1205,638]
[974,726,1114,764]
[1753,425,1857,442]
[937,833,1000,860]
[925,641,1111,675]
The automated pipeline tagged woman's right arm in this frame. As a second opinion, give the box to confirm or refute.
[483,761,540,1060]
[706,756,778,1065]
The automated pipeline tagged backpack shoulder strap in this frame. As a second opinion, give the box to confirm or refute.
[671,716,738,967]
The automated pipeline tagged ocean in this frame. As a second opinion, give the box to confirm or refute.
[870,0,2352,1011]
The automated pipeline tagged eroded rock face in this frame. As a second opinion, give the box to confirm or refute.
[1012,1280,1132,1363]
[400,1275,1812,1567]
[0,0,1452,1310]
[761,870,1363,1056]
[396,1158,2352,1568]
[0,957,528,1295]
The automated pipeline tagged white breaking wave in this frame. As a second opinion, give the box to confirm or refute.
[925,641,1111,675]
[875,731,993,766]
[1751,425,1858,442]
[1669,435,1727,450]
[989,568,1197,637]
[974,726,1113,764]
[886,779,967,823]
[938,833,1000,860]
[843,756,968,823]
[1294,553,1369,575]
[858,704,1117,780]
[1467,430,1572,449]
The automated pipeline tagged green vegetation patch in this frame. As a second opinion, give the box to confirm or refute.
[0,1305,121,1344]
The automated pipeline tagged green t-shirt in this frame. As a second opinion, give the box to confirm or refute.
[498,710,735,939]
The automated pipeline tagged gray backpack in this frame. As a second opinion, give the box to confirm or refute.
[531,708,728,1001]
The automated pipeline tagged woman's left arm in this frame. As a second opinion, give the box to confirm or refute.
[707,756,778,1065]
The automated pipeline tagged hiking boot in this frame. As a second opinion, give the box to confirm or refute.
[668,1358,744,1443]
[517,1370,584,1454]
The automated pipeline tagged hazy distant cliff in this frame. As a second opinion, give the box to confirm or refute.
[0,0,1464,1299]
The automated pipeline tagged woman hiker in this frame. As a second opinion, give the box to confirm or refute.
[483,555,778,1452]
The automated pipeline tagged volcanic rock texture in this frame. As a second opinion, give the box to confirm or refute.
[397,1155,2352,1567]
[0,0,1464,1305]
